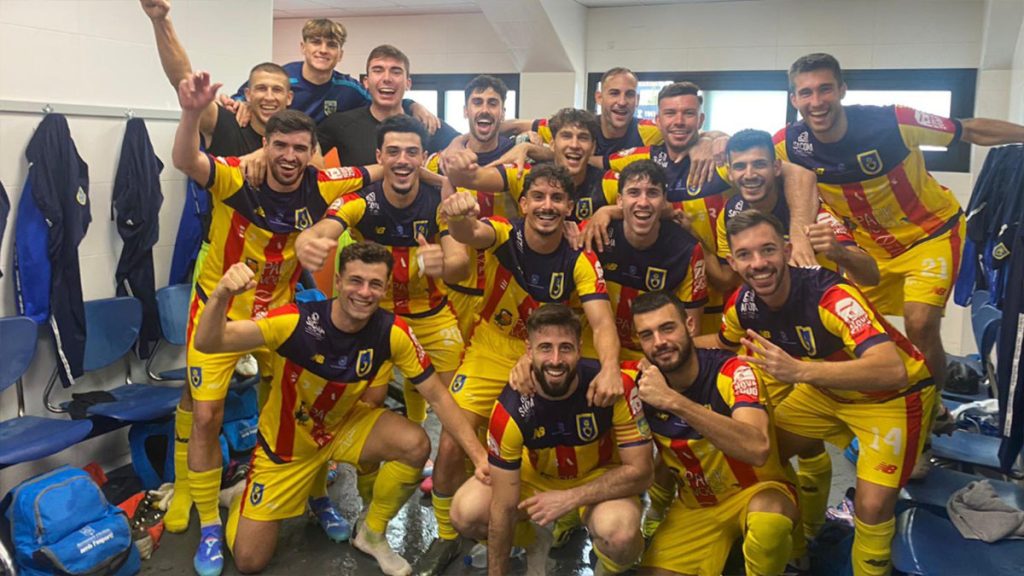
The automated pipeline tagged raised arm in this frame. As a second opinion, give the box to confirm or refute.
[443,148,507,192]
[294,214,347,272]
[487,466,521,576]
[582,298,623,406]
[438,189,496,250]
[193,263,268,354]
[959,118,1024,146]
[172,71,221,184]
[779,161,818,267]
[415,374,488,481]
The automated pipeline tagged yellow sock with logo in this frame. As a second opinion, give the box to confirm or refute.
[403,380,427,425]
[432,491,459,541]
[365,461,422,534]
[190,467,222,527]
[796,451,832,541]
[164,406,193,533]
[851,516,895,576]
[743,511,794,576]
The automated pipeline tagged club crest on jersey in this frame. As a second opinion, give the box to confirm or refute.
[323,100,337,116]
[355,348,374,377]
[294,208,313,230]
[76,186,87,206]
[796,326,817,356]
[645,267,667,291]
[575,197,593,219]
[549,273,565,299]
[856,150,883,176]
[576,413,598,442]
[413,220,430,240]
[189,367,202,388]
[249,482,264,505]
[451,374,467,393]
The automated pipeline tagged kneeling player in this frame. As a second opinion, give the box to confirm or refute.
[193,243,488,576]
[631,291,799,576]
[450,304,652,576]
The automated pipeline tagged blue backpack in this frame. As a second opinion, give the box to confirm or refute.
[2,466,141,576]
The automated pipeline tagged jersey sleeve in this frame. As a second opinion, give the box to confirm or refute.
[205,155,245,201]
[391,318,435,385]
[606,147,652,173]
[894,105,962,149]
[719,289,746,347]
[772,127,790,162]
[715,208,730,260]
[254,304,301,350]
[676,243,708,308]
[317,166,371,204]
[718,357,767,411]
[574,250,609,303]
[483,217,513,253]
[486,400,526,470]
[601,170,620,205]
[533,118,552,144]
[324,193,367,229]
[639,120,663,146]
[497,165,526,202]
[613,373,653,448]
[818,284,891,357]
[425,153,443,175]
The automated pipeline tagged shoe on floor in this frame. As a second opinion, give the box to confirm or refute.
[309,496,351,542]
[412,537,462,576]
[193,524,224,576]
[352,521,412,576]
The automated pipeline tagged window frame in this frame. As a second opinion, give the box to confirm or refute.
[586,68,977,172]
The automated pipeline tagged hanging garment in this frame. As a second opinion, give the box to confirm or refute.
[998,224,1023,472]
[0,181,9,279]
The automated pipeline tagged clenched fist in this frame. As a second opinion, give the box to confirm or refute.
[215,262,257,298]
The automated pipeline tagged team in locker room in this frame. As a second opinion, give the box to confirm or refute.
[136,1,1024,575]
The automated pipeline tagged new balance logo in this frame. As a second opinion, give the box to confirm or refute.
[874,462,898,474]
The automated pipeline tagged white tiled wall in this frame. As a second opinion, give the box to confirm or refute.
[0,0,272,494]
[1012,18,1024,124]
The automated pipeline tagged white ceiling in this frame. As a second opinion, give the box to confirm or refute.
[273,0,752,19]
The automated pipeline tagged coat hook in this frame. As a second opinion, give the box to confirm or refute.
[42,104,53,114]
[125,109,135,119]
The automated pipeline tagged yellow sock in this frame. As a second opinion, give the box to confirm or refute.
[796,451,832,541]
[403,379,427,425]
[593,540,636,574]
[432,491,458,541]
[309,462,329,500]
[164,406,193,533]
[851,516,895,576]
[643,478,674,538]
[225,489,243,553]
[512,521,536,548]
[357,464,380,507]
[190,467,222,527]
[743,511,794,576]
[365,461,421,534]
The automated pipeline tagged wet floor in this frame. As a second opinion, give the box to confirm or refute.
[141,411,858,575]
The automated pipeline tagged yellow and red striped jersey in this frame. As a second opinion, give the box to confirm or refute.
[626,351,792,508]
[325,182,450,318]
[774,105,963,260]
[495,164,619,222]
[469,217,608,360]
[583,219,707,360]
[254,301,433,461]
[532,116,662,158]
[486,361,650,480]
[195,157,368,320]
[720,266,933,403]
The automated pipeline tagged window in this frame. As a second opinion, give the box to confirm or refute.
[587,68,976,172]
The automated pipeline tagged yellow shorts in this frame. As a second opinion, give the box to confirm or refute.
[762,376,854,449]
[519,465,629,524]
[860,217,965,316]
[186,296,274,403]
[775,383,935,488]
[641,481,797,575]
[237,402,385,522]
[450,341,519,419]
[447,288,482,343]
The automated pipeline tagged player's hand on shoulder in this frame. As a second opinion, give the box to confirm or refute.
[239,148,267,187]
[687,136,717,190]
[140,0,170,20]
[486,142,531,179]
[581,206,614,253]
[295,233,338,273]
[636,359,675,410]
[216,262,257,297]
[563,220,583,250]
[507,353,537,397]
[589,365,624,407]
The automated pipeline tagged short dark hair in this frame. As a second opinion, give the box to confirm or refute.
[265,110,316,144]
[725,209,786,247]
[464,74,508,103]
[631,291,687,322]
[526,303,582,341]
[337,241,394,276]
[302,19,346,46]
[376,114,429,150]
[726,129,776,163]
[523,163,576,201]
[548,108,600,143]
[599,67,637,87]
[618,159,666,196]
[249,62,290,84]
[367,44,410,74]
[657,82,703,106]
[788,53,843,92]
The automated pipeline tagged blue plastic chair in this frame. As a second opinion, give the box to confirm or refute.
[893,505,1024,575]
[145,284,192,382]
[43,297,181,422]
[942,291,1001,403]
[900,467,1024,510]
[0,317,92,467]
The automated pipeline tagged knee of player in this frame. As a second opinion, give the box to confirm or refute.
[232,547,272,574]
[591,515,642,555]
[192,401,225,433]
[450,494,487,538]
[403,428,431,466]
[853,487,897,524]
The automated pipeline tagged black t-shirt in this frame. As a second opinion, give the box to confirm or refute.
[317,106,460,167]
[205,106,263,157]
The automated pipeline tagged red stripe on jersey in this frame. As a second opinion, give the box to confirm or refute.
[670,438,718,506]
[186,291,202,345]
[425,275,444,310]
[392,247,411,315]
[772,128,787,146]
[513,296,541,340]
[555,445,579,479]
[689,243,708,301]
[477,191,495,217]
[487,403,513,459]
[724,455,759,489]
[580,249,607,294]
[223,211,250,273]
[899,391,924,486]
[820,285,883,348]
[480,267,513,322]
[252,233,288,319]
[597,433,614,467]
[888,165,946,235]
[275,359,304,462]
[395,316,433,371]
[214,156,242,167]
[894,106,957,133]
[474,251,487,291]
[308,381,348,448]
[616,286,640,349]
[949,219,963,285]
[267,303,299,319]
[704,193,727,236]
[609,146,652,162]
[839,182,906,258]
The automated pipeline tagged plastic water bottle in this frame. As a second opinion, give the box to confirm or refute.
[463,544,525,568]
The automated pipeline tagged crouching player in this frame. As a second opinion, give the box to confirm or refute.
[193,243,488,576]
[631,291,799,576]
[450,304,652,576]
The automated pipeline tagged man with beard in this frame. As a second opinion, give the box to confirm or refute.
[194,244,488,576]
[318,45,460,167]
[450,304,652,576]
[446,108,620,223]
[714,210,936,576]
[172,71,378,576]
[426,75,518,340]
[418,163,621,575]
[587,82,818,335]
[295,115,467,441]
[629,290,798,576]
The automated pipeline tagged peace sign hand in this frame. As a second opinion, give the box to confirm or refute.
[739,329,807,384]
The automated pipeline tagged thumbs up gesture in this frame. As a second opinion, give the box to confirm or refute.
[296,233,338,272]
[415,234,445,279]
